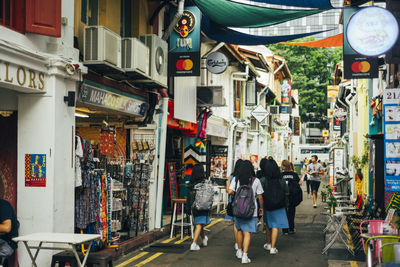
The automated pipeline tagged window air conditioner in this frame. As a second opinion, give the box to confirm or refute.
[269,106,279,115]
[84,26,122,70]
[197,86,226,107]
[139,34,168,88]
[121,38,150,77]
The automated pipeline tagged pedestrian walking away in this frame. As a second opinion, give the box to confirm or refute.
[260,158,289,255]
[187,164,212,251]
[281,160,302,235]
[306,155,324,208]
[225,159,243,251]
[228,160,264,264]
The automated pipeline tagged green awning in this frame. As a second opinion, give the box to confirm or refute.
[193,0,325,28]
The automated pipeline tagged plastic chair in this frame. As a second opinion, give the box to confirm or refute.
[365,235,400,267]
[360,220,398,256]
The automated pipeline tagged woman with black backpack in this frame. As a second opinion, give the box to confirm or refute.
[281,160,302,235]
[228,160,264,264]
[188,164,211,251]
[260,158,289,255]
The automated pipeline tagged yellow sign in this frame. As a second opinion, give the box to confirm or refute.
[327,109,335,118]
[322,130,329,137]
[327,85,339,103]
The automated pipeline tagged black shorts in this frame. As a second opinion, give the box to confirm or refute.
[310,181,321,192]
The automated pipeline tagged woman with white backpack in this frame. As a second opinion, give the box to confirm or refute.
[228,160,264,264]
[188,164,212,251]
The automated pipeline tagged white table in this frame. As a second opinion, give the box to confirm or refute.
[13,232,101,267]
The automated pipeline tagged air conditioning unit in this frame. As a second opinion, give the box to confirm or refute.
[197,86,226,107]
[269,106,279,115]
[139,34,168,88]
[121,38,150,76]
[84,26,122,71]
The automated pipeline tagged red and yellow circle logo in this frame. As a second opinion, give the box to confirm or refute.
[176,59,194,71]
[351,61,371,73]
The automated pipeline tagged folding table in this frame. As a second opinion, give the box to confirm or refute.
[13,232,101,267]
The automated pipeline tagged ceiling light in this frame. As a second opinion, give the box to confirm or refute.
[75,112,89,118]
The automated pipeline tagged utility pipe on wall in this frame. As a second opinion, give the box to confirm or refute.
[162,0,185,41]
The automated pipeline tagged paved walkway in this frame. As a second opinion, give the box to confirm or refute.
[114,179,364,267]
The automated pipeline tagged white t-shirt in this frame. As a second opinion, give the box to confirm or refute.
[229,177,264,217]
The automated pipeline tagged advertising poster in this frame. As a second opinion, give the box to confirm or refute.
[25,154,46,187]
[168,6,201,76]
[210,146,228,179]
[384,89,400,191]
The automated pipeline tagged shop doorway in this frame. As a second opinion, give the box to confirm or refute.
[0,112,17,210]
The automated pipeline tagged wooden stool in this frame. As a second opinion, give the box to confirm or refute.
[51,251,113,267]
[170,199,193,239]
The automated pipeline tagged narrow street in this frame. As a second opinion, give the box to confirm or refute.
[114,181,341,267]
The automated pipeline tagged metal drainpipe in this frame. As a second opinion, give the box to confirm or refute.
[155,95,169,228]
[345,89,356,200]
[162,0,185,41]
[227,64,249,175]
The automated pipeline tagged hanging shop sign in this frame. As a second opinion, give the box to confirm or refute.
[343,8,379,79]
[206,52,228,74]
[168,7,201,77]
[25,154,46,187]
[293,116,300,136]
[281,80,292,104]
[334,108,347,121]
[333,148,344,182]
[327,85,339,103]
[322,130,329,137]
[346,7,399,57]
[251,104,270,123]
[327,109,335,118]
[0,62,46,93]
[78,84,148,117]
[384,89,400,192]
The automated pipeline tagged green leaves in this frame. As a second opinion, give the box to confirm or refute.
[267,39,342,129]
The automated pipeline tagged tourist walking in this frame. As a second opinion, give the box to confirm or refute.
[228,160,264,264]
[225,159,243,251]
[281,160,302,235]
[188,164,211,251]
[260,158,289,255]
[307,155,324,208]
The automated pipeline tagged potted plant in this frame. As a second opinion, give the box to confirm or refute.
[321,191,327,202]
[327,195,337,214]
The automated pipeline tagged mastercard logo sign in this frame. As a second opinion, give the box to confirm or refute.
[176,59,194,71]
[351,61,371,73]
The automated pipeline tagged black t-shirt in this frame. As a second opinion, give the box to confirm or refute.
[281,171,300,183]
[0,199,18,249]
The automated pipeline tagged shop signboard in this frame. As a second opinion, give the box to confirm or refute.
[334,108,347,121]
[206,52,228,74]
[333,148,344,182]
[251,104,269,123]
[167,163,179,209]
[78,84,148,117]
[343,7,379,79]
[0,62,46,93]
[293,116,300,136]
[210,145,228,179]
[168,6,201,76]
[384,88,400,192]
[25,154,46,187]
[327,85,339,103]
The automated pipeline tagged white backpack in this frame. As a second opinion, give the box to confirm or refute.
[192,180,214,211]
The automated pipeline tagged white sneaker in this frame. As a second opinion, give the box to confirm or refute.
[270,247,279,254]
[202,236,208,247]
[263,243,272,251]
[190,242,200,251]
[313,204,317,208]
[235,243,239,250]
[241,255,251,264]
[236,249,243,259]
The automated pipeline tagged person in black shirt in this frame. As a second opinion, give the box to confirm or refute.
[281,160,301,235]
[0,199,18,263]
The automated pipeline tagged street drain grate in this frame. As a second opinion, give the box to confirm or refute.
[143,243,190,253]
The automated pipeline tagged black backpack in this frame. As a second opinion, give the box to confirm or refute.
[263,178,286,211]
[287,179,303,207]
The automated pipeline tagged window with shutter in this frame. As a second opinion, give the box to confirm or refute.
[0,0,25,33]
[26,0,61,37]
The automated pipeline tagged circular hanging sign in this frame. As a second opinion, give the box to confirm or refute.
[334,108,347,121]
[346,6,399,57]
[174,10,196,38]
[206,52,229,74]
